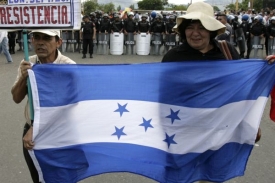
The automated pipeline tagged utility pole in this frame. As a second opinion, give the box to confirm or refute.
[250,0,254,9]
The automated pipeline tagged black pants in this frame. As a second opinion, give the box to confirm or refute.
[82,39,93,55]
[9,38,15,53]
[23,123,40,183]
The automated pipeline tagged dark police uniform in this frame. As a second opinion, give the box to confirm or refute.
[81,20,95,58]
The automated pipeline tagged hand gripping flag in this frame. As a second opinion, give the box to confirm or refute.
[28,60,275,183]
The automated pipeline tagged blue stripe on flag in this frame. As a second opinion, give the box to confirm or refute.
[32,60,275,108]
[34,142,252,183]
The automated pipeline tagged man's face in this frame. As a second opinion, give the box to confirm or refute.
[84,17,89,22]
[217,16,227,25]
[32,33,61,62]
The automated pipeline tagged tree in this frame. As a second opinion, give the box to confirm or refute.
[213,6,220,12]
[129,4,135,10]
[138,0,164,10]
[83,0,98,15]
[170,5,187,11]
[117,5,121,12]
[103,2,115,13]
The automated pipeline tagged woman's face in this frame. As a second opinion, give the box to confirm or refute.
[185,21,212,53]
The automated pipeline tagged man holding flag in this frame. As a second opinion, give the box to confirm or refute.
[11,30,75,183]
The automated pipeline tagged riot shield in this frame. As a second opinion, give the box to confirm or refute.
[268,38,275,55]
[110,32,124,55]
[250,36,264,59]
[136,33,151,55]
[235,28,246,58]
[151,33,163,55]
[125,33,135,55]
[164,34,176,53]
[97,33,109,55]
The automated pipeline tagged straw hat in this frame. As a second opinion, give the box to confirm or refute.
[173,2,225,36]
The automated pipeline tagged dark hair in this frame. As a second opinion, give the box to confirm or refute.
[178,19,217,40]
[55,35,60,42]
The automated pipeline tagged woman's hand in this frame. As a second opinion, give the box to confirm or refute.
[267,55,275,64]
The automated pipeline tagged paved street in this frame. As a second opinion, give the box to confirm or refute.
[0,48,275,183]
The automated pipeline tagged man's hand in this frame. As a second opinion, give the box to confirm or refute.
[20,61,32,79]
[23,127,34,150]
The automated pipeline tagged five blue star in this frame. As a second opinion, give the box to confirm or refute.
[163,133,177,148]
[114,103,129,117]
[166,109,181,124]
[139,118,154,132]
[112,126,127,140]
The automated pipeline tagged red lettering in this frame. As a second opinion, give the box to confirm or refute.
[13,7,20,24]
[6,7,13,24]
[61,6,67,24]
[23,7,30,24]
[37,6,43,24]
[19,7,23,24]
[44,6,50,24]
[58,6,60,24]
[30,6,36,24]
[51,6,57,24]
[0,7,7,24]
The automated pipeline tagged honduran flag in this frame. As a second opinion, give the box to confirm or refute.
[28,60,275,183]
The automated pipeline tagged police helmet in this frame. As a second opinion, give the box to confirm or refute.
[150,11,156,18]
[128,12,134,17]
[242,14,250,21]
[141,14,148,19]
[156,13,163,19]
[227,15,235,23]
[254,15,263,23]
[90,12,96,17]
[114,14,119,18]
[103,13,109,18]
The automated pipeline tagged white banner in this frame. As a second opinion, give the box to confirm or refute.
[0,0,81,30]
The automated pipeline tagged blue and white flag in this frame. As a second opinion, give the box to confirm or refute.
[28,60,275,183]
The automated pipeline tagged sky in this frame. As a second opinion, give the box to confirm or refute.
[167,0,205,5]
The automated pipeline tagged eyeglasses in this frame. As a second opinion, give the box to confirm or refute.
[217,18,222,21]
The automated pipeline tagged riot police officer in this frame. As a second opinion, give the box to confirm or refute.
[150,15,165,34]
[249,15,266,58]
[80,15,96,58]
[90,12,96,23]
[267,16,275,55]
[232,15,246,58]
[124,12,138,54]
[124,12,137,35]
[165,15,177,52]
[241,14,252,58]
[111,14,124,33]
[137,14,150,34]
[150,15,166,55]
[99,14,111,34]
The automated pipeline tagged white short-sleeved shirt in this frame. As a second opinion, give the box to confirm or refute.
[13,49,76,124]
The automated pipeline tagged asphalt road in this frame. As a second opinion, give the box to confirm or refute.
[0,47,275,183]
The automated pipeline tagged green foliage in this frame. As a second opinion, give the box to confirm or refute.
[117,5,121,12]
[83,0,115,15]
[213,6,220,12]
[138,0,164,10]
[129,4,135,10]
[83,0,97,15]
[166,5,187,11]
[225,0,264,12]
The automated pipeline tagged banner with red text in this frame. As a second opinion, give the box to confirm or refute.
[0,0,81,30]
